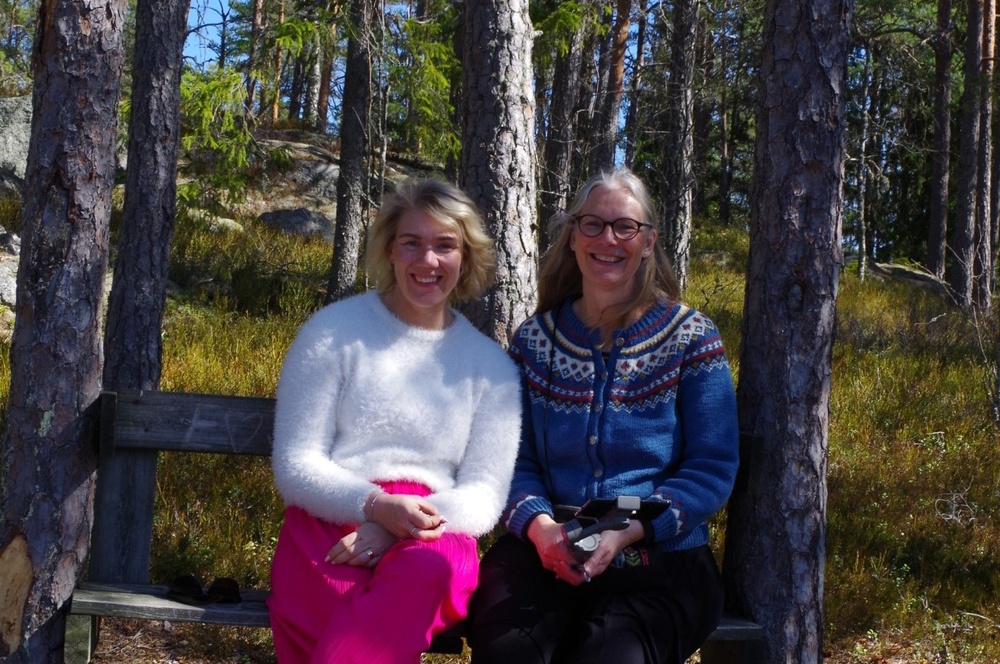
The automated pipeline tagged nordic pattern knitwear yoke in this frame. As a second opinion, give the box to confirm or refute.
[503,298,739,551]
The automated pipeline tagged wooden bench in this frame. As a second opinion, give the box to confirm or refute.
[66,388,764,662]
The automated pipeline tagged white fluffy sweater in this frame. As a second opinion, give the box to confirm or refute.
[272,291,522,537]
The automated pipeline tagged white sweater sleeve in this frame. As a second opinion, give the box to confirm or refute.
[426,356,522,537]
[271,309,378,523]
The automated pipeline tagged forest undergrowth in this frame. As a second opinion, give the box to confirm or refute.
[2,206,999,662]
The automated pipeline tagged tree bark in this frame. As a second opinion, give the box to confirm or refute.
[721,1,850,663]
[589,0,631,173]
[717,0,735,225]
[927,0,953,280]
[269,0,287,125]
[973,0,994,308]
[316,47,334,132]
[459,0,537,343]
[0,0,125,658]
[245,0,265,115]
[327,0,373,303]
[93,0,190,588]
[623,1,647,168]
[949,0,983,307]
[855,47,872,281]
[540,22,585,252]
[304,35,322,127]
[661,0,698,291]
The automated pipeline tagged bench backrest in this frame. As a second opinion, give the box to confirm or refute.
[101,389,276,456]
[89,389,275,585]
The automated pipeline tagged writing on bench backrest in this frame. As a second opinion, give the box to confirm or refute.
[186,402,270,454]
[105,389,276,457]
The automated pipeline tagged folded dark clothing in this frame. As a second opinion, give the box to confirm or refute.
[167,574,212,605]
[167,575,241,605]
[205,576,241,603]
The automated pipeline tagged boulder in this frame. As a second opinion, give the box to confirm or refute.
[258,207,335,242]
[0,96,32,180]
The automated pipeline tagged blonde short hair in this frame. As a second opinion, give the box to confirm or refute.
[365,178,496,302]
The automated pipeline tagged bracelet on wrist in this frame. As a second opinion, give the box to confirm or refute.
[367,490,385,522]
[365,489,384,522]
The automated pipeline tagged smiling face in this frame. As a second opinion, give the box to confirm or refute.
[384,209,463,329]
[570,185,656,305]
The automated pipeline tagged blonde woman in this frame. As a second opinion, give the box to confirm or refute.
[268,178,521,663]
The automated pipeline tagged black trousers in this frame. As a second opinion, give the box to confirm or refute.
[467,534,723,664]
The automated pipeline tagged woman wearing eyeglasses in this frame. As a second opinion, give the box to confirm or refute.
[268,178,521,663]
[468,169,739,664]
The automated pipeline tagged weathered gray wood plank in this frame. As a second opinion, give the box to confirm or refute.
[69,583,466,653]
[71,583,271,626]
[104,389,275,456]
[70,582,761,642]
[707,615,765,641]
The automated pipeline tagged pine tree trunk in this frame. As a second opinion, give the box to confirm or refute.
[927,0,953,280]
[304,36,321,127]
[328,0,373,303]
[721,0,849,662]
[589,0,631,173]
[974,0,994,308]
[459,0,537,343]
[623,2,647,168]
[93,0,189,587]
[855,48,872,282]
[661,0,698,291]
[316,47,334,132]
[949,0,983,307]
[245,0,264,115]
[540,23,585,251]
[718,0,733,225]
[0,0,125,658]
[269,0,287,125]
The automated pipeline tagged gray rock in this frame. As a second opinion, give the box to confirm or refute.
[0,167,23,200]
[207,216,244,234]
[288,158,340,201]
[258,207,335,242]
[0,230,20,255]
[0,257,17,307]
[0,96,32,180]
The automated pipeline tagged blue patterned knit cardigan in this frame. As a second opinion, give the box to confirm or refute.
[503,298,739,552]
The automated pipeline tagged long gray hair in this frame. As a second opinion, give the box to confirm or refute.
[536,169,680,331]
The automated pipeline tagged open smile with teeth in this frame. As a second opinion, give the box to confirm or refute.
[592,253,623,263]
[413,274,441,284]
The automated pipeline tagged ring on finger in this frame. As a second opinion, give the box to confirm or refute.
[366,548,374,558]
[410,524,418,536]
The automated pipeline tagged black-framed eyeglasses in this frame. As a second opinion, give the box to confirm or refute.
[572,214,652,240]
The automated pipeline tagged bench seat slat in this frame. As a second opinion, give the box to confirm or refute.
[70,583,465,654]
[71,583,762,645]
[705,615,765,641]
[72,583,270,627]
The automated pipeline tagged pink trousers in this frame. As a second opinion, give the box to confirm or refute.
[267,481,479,664]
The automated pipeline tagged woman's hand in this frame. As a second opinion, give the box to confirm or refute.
[370,493,447,541]
[579,520,645,580]
[326,521,397,567]
[527,514,589,586]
